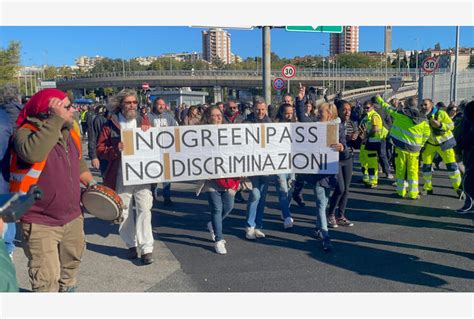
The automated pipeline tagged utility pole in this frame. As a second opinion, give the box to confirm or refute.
[322,58,325,89]
[262,26,271,106]
[321,42,325,89]
[453,26,460,102]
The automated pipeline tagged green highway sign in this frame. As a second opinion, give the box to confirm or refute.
[285,26,343,33]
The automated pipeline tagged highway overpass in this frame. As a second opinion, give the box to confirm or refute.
[56,68,424,91]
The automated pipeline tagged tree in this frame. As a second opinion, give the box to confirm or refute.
[0,41,21,85]
[57,66,75,78]
[435,42,441,50]
[182,60,210,70]
[148,59,166,71]
[291,55,324,68]
[104,87,115,96]
[85,91,96,100]
[128,59,147,72]
[211,57,225,70]
[44,66,58,80]
[335,53,379,68]
[270,52,291,69]
[469,55,474,68]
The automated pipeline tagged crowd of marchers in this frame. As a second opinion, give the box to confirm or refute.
[1,82,473,292]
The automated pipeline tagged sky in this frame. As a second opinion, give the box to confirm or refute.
[0,26,473,66]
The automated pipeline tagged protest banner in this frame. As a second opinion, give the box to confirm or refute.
[121,122,339,186]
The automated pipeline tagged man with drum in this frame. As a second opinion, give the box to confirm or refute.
[97,89,154,265]
[11,88,96,292]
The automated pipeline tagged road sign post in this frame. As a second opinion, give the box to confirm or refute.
[282,64,296,94]
[421,57,439,101]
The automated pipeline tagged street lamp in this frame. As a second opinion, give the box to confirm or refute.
[453,26,460,102]
[414,37,419,80]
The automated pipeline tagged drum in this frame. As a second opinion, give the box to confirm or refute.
[81,185,124,224]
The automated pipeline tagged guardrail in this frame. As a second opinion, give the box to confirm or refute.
[55,68,449,82]
[339,82,418,102]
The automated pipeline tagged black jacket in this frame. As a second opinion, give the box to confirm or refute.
[0,101,23,128]
[87,114,108,160]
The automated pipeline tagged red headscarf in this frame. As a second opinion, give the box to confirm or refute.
[16,88,68,126]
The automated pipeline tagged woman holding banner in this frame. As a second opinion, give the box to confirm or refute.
[199,106,239,255]
[295,84,347,252]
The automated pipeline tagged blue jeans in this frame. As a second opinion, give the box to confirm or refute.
[313,184,330,238]
[246,176,270,229]
[2,222,16,255]
[207,190,235,242]
[275,173,294,219]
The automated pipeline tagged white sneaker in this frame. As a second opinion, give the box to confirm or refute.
[8,252,13,262]
[246,227,256,240]
[207,221,215,242]
[215,240,227,254]
[387,174,394,179]
[283,217,294,229]
[254,229,266,238]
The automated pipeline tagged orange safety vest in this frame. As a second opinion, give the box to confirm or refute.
[9,122,82,194]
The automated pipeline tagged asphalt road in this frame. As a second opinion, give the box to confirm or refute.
[147,159,474,292]
[13,155,474,292]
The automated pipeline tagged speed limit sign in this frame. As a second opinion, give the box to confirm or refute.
[422,57,439,74]
[282,64,296,79]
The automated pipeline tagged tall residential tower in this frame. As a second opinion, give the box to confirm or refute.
[330,26,359,55]
[202,28,232,64]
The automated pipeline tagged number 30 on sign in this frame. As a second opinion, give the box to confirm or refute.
[422,57,439,74]
[282,64,296,79]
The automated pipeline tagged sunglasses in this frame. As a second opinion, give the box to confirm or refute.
[65,104,77,110]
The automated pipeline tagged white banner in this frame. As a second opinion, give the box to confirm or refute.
[121,122,339,185]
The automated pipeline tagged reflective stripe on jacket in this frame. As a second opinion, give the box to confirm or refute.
[428,109,456,149]
[9,122,82,194]
[375,96,431,153]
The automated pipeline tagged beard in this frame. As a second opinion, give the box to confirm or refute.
[124,109,137,120]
